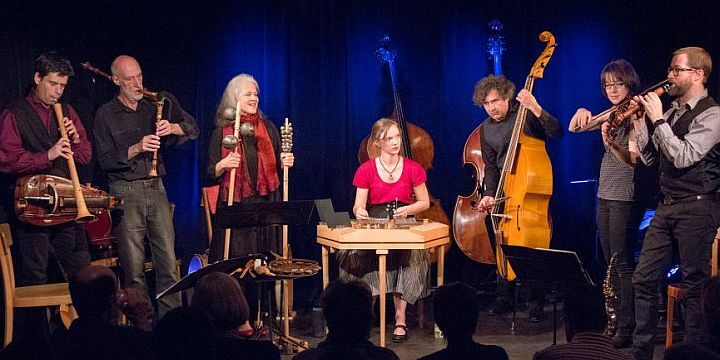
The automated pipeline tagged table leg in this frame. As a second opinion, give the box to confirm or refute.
[322,245,329,289]
[437,242,445,287]
[377,249,388,347]
[434,242,446,338]
[282,279,291,354]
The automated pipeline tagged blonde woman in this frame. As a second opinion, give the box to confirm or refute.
[339,118,430,343]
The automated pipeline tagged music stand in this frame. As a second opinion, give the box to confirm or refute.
[214,200,316,229]
[314,198,351,228]
[214,200,317,352]
[501,245,595,344]
[156,254,263,299]
[156,253,315,351]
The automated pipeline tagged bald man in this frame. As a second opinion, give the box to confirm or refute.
[93,55,199,321]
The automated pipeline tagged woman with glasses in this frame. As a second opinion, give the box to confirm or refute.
[337,117,430,343]
[568,59,657,349]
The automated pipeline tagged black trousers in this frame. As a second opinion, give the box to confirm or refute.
[632,198,720,359]
[12,221,90,286]
[597,198,645,336]
[11,220,90,342]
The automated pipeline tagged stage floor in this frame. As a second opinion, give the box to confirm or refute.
[282,304,667,359]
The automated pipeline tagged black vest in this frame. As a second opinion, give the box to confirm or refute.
[4,97,70,178]
[0,98,70,219]
[658,96,720,198]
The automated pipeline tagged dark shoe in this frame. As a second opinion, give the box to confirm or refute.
[612,334,632,349]
[528,303,547,323]
[391,324,408,343]
[486,297,512,316]
[310,308,326,338]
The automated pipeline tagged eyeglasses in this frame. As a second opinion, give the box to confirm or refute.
[603,81,626,90]
[667,67,696,76]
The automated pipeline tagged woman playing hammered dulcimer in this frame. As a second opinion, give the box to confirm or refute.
[338,117,431,343]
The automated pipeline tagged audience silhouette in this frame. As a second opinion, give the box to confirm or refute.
[293,279,399,360]
[418,282,507,360]
[190,271,280,359]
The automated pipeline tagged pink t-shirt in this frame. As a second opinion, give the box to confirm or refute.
[353,158,427,205]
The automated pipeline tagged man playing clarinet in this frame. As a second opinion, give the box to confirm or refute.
[94,55,199,322]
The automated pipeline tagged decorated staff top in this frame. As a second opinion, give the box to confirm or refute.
[281,118,293,154]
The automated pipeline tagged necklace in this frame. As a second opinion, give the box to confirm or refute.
[378,157,401,181]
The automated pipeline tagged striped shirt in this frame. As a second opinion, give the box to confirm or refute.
[532,332,633,360]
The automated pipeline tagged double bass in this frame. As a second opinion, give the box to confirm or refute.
[453,21,505,264]
[491,31,557,281]
[358,36,451,255]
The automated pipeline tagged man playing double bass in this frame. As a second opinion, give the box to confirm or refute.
[0,51,92,341]
[474,75,563,322]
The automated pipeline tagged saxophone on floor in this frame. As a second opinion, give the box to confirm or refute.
[603,252,618,336]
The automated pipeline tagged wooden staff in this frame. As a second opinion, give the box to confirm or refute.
[280,118,293,350]
[223,101,242,260]
[53,103,94,223]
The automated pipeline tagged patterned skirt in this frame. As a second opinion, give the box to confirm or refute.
[336,248,430,304]
[336,202,430,304]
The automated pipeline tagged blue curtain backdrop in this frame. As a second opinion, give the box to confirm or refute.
[2,0,719,305]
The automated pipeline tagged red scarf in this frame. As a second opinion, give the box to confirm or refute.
[221,113,279,203]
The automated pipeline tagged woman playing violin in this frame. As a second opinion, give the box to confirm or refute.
[569,59,657,348]
[339,118,430,343]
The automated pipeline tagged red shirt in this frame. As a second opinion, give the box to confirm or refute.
[0,91,91,174]
[353,158,426,205]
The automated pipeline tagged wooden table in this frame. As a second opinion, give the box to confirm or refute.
[317,221,450,347]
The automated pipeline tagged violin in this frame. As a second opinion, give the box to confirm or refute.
[574,79,671,132]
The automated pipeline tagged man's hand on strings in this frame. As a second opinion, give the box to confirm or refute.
[517,89,543,117]
[478,196,495,211]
